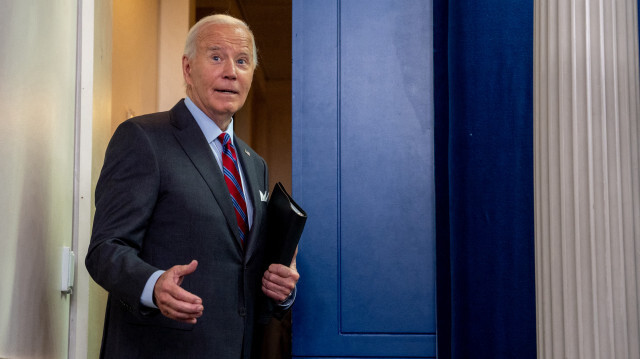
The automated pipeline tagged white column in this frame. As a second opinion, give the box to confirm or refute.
[535,0,640,358]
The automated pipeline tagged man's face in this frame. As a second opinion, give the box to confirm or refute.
[183,23,255,126]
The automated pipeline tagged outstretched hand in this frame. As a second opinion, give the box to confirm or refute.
[262,248,300,303]
[153,260,204,324]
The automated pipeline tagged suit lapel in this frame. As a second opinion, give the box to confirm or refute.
[234,137,264,261]
[169,101,244,249]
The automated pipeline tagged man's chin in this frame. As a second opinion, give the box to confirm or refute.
[203,105,242,122]
[213,103,244,116]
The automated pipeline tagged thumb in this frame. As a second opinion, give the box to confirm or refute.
[174,260,198,278]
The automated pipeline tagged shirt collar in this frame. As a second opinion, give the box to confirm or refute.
[184,96,235,145]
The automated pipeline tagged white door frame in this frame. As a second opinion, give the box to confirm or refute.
[68,0,94,357]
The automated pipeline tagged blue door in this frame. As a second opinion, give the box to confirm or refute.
[291,0,436,357]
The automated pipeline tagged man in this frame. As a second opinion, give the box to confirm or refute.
[86,14,299,358]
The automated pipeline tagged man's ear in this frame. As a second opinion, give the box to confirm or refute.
[182,55,191,84]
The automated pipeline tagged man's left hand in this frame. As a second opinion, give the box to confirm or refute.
[262,248,300,303]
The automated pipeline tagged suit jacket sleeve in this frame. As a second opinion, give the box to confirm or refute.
[86,120,161,313]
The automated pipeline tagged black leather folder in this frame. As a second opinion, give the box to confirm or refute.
[266,182,307,266]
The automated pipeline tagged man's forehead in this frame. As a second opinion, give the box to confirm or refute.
[197,24,252,47]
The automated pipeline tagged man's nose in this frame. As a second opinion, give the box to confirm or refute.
[222,60,237,79]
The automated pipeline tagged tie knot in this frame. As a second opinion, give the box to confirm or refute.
[218,133,231,147]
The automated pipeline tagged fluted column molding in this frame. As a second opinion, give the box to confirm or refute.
[535,0,640,358]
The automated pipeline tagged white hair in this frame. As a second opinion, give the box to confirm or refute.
[183,14,258,68]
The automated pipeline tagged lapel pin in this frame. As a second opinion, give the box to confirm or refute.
[244,149,250,156]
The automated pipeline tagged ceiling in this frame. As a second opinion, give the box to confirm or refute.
[195,0,292,82]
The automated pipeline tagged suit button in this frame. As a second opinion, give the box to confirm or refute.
[239,307,246,317]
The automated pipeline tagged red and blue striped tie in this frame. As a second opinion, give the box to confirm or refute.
[218,133,249,244]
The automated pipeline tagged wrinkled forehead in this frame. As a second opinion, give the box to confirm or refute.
[196,23,253,51]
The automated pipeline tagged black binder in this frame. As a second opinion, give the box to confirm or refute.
[266,182,307,266]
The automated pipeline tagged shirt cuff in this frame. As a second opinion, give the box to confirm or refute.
[277,286,297,309]
[140,270,165,308]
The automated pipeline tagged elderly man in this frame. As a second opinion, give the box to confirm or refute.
[86,14,299,358]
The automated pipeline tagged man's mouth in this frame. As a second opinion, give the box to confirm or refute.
[216,89,238,94]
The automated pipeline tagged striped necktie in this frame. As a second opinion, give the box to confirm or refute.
[218,133,249,244]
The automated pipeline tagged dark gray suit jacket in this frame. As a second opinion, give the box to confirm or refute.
[86,100,272,359]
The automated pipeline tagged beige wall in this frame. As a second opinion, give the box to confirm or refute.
[158,0,194,111]
[0,0,78,357]
[111,0,159,130]
[87,0,113,357]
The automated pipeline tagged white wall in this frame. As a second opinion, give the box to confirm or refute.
[0,0,78,357]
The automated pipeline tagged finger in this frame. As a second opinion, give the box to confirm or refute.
[154,281,201,322]
[172,260,199,288]
[156,271,202,305]
[173,260,198,277]
[159,300,203,318]
[262,276,291,295]
[166,261,202,303]
[155,286,203,313]
[169,284,203,305]
[262,272,298,303]
[268,263,300,279]
[163,295,204,316]
[155,288,204,318]
[263,270,297,292]
[266,264,300,287]
[158,303,202,324]
[156,298,202,323]
[262,283,289,302]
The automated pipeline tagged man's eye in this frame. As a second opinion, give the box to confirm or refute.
[212,56,220,61]
[237,59,247,65]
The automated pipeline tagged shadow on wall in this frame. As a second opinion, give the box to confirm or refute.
[3,154,63,357]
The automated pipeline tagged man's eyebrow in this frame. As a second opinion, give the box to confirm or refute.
[205,46,251,59]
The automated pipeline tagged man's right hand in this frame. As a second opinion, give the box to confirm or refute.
[153,260,204,324]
